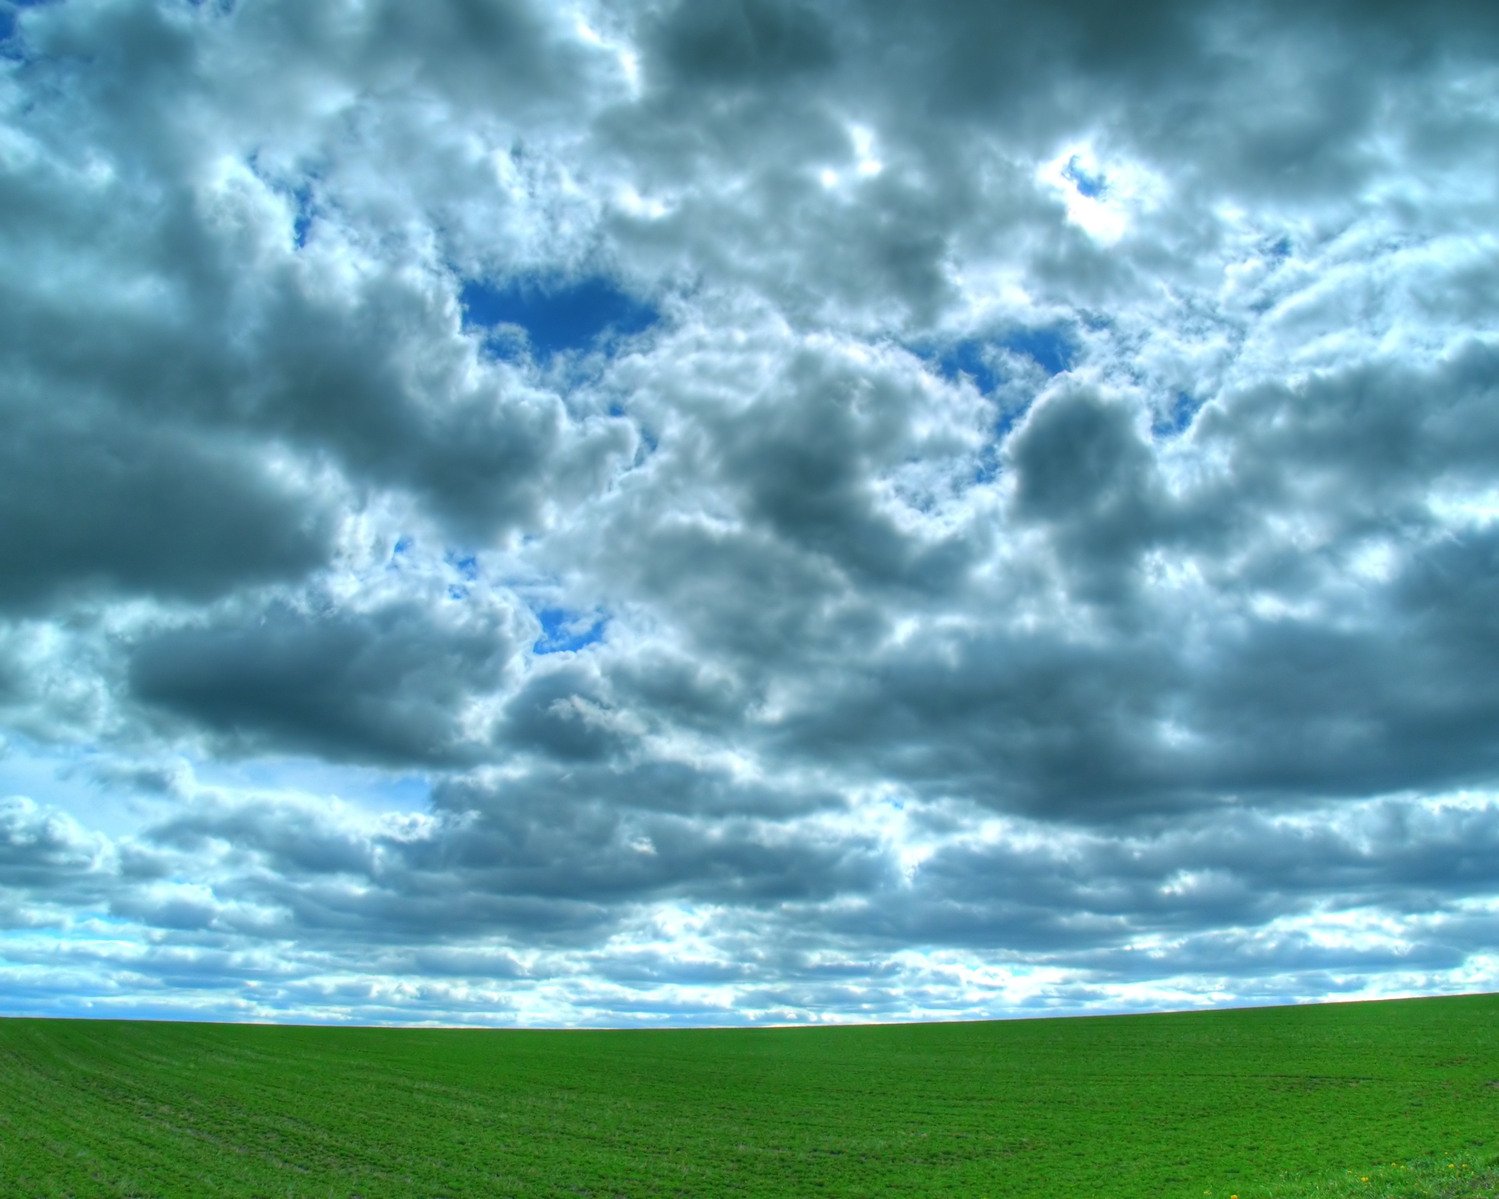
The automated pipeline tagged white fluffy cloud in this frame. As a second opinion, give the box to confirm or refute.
[2,0,1497,1025]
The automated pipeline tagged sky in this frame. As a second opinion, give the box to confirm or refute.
[1,0,1497,1028]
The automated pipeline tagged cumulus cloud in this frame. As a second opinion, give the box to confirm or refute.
[2,0,1496,1025]
[128,593,522,766]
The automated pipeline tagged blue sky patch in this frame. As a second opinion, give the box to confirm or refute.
[290,182,314,249]
[244,156,317,250]
[461,275,659,363]
[935,339,1001,395]
[970,398,1035,485]
[927,326,1076,395]
[385,536,414,571]
[533,608,606,654]
[1,0,51,53]
[1154,391,1205,439]
[994,397,1033,440]
[447,552,478,581]
[445,553,474,601]
[1063,155,1106,198]
[1004,326,1076,376]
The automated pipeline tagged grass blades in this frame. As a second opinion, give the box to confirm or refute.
[1251,1155,1499,1199]
[1,993,1495,1197]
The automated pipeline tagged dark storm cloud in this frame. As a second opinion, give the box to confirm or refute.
[848,0,1499,191]
[726,334,1499,824]
[0,0,634,561]
[0,414,334,614]
[73,765,890,953]
[496,663,633,764]
[644,0,839,90]
[233,272,619,541]
[563,326,994,695]
[882,801,1499,955]
[1180,542,1499,805]
[425,770,890,910]
[710,349,979,592]
[228,0,611,122]
[128,598,518,766]
[602,0,1499,336]
[1007,384,1170,607]
[767,622,1189,821]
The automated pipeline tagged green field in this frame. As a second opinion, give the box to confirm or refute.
[2,994,1496,1198]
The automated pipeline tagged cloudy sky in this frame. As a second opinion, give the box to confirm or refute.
[2,0,1497,1028]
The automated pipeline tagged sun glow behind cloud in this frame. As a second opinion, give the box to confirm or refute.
[1037,142,1167,245]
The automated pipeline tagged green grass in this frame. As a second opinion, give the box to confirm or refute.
[2,993,1496,1198]
[1269,1155,1499,1199]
